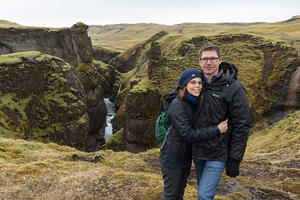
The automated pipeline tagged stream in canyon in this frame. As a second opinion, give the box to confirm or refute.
[104,98,116,142]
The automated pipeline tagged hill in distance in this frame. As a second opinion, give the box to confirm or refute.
[88,15,300,53]
[0,20,21,27]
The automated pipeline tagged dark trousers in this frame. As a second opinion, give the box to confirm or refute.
[161,165,191,200]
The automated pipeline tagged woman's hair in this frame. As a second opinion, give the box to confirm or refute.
[178,87,187,100]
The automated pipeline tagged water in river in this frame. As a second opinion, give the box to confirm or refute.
[104,98,116,142]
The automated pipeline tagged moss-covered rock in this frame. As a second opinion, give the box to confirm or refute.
[0,51,89,150]
[121,77,161,152]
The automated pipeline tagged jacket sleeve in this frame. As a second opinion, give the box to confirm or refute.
[168,98,220,143]
[228,85,252,161]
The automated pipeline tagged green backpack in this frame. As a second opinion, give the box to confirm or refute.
[155,88,179,142]
[155,112,168,142]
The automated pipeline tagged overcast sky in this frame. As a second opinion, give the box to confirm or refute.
[1,0,300,28]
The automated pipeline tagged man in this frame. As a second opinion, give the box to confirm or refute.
[192,44,252,200]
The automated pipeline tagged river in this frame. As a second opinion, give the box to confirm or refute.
[104,98,116,142]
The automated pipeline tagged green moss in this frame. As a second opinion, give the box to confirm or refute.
[130,76,158,93]
[50,60,59,69]
[62,63,71,71]
[93,59,110,70]
[59,77,68,85]
[0,94,32,138]
[103,128,124,150]
[70,87,79,93]
[77,113,88,125]
[76,63,92,74]
[246,110,300,161]
[61,92,77,100]
[41,93,67,109]
[0,146,5,152]
[52,123,64,132]
[0,51,43,65]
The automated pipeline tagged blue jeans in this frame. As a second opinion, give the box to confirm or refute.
[193,159,226,200]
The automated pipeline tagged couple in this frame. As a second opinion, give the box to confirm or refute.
[159,44,252,200]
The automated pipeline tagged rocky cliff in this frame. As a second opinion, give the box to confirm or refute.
[0,22,93,67]
[0,23,118,151]
[0,51,89,150]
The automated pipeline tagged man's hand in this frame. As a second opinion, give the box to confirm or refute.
[226,158,241,178]
[217,119,228,133]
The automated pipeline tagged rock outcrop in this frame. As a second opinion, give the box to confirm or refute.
[0,51,89,150]
[109,31,168,73]
[0,22,93,67]
[123,84,161,153]
[148,42,162,80]
[0,23,113,151]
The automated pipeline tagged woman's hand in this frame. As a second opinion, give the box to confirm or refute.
[217,119,228,133]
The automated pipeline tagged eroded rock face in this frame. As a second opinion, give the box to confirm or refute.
[123,89,161,153]
[0,22,93,67]
[0,23,118,151]
[148,42,162,80]
[0,51,89,150]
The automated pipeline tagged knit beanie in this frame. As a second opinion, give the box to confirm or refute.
[178,68,202,88]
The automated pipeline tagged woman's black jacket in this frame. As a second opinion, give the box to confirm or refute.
[159,97,220,169]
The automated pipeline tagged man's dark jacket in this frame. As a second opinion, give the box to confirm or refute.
[192,62,252,162]
[160,97,221,169]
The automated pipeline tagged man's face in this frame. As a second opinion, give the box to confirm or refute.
[198,50,222,77]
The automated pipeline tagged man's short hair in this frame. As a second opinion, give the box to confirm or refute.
[198,44,222,58]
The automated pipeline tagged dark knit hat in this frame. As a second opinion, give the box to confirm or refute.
[178,68,201,88]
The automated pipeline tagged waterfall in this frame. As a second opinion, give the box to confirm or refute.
[114,81,123,104]
[104,98,116,142]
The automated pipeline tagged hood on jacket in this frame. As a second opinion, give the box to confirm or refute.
[219,62,238,83]
[203,61,238,87]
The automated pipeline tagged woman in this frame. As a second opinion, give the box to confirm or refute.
[159,68,228,200]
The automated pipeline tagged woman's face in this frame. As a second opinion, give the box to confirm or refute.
[186,77,202,97]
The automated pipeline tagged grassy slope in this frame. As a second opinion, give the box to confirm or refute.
[0,20,21,27]
[88,16,300,53]
[0,110,299,199]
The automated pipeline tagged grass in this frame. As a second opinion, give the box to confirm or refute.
[0,110,299,199]
[88,17,300,53]
[0,137,197,199]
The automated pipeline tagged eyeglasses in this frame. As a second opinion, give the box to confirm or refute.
[200,57,219,63]
[188,80,203,86]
